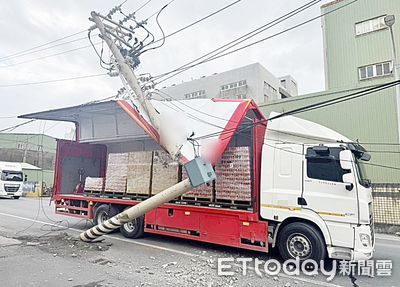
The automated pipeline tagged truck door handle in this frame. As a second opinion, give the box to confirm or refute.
[297,197,307,206]
[345,183,354,191]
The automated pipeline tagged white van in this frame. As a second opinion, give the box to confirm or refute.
[0,161,23,199]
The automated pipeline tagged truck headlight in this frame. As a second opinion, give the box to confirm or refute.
[360,233,371,247]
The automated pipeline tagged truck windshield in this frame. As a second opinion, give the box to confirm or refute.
[355,158,371,188]
[1,171,23,182]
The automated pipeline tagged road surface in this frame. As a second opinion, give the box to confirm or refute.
[0,197,398,287]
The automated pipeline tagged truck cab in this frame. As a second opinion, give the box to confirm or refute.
[261,113,374,261]
[0,161,23,199]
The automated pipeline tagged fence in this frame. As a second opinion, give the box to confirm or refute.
[372,184,400,226]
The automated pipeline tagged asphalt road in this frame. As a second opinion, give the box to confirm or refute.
[0,197,399,287]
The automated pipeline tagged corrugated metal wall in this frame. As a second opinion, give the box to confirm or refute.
[323,0,400,90]
[259,85,400,184]
[258,0,400,184]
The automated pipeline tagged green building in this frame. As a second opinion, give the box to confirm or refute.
[0,133,56,193]
[260,0,400,184]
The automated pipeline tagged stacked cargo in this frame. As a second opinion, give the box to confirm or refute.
[104,153,129,194]
[215,146,252,203]
[84,177,104,193]
[126,151,153,196]
[152,150,179,195]
[181,168,213,201]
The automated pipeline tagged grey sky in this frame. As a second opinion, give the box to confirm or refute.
[0,0,333,138]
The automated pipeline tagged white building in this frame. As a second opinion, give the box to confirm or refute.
[158,63,298,104]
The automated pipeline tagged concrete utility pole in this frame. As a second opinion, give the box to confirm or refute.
[385,15,400,143]
[80,11,215,242]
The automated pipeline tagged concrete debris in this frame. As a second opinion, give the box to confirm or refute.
[162,261,177,268]
[26,241,40,246]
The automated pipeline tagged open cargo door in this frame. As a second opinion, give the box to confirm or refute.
[20,98,265,166]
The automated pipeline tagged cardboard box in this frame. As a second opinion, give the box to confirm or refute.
[182,168,213,200]
[84,177,104,192]
[126,151,152,195]
[215,146,252,201]
[151,150,179,195]
[105,153,129,193]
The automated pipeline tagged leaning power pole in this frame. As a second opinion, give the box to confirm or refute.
[80,8,215,242]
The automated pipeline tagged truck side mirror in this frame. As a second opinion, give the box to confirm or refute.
[339,150,353,170]
[343,173,354,191]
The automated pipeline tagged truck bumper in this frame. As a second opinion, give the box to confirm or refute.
[327,225,374,261]
[0,189,22,198]
[352,224,374,261]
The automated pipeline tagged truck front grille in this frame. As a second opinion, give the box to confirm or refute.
[4,185,20,193]
[369,202,375,245]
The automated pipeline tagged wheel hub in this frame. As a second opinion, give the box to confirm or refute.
[287,234,312,259]
[123,219,137,232]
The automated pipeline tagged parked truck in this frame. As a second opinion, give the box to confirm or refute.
[20,98,374,262]
[0,161,23,199]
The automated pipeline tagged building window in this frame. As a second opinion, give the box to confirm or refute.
[184,90,206,99]
[358,61,392,80]
[16,143,24,149]
[220,80,246,91]
[355,15,387,36]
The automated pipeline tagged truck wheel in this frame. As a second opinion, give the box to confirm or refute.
[277,222,326,262]
[93,204,119,226]
[12,196,20,199]
[120,212,144,239]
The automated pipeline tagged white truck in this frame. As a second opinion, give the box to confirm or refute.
[0,161,23,199]
[21,99,375,262]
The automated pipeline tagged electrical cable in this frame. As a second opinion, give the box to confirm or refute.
[180,80,400,142]
[0,42,101,68]
[0,37,88,64]
[0,30,87,62]
[151,0,243,45]
[154,0,357,85]
[0,120,36,133]
[0,73,108,88]
[137,2,168,54]
[134,0,153,14]
[148,0,324,83]
[143,0,175,22]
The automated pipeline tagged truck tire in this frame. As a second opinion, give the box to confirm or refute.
[120,212,144,239]
[277,222,326,262]
[93,204,119,227]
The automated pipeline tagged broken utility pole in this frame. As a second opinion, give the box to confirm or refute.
[80,10,215,242]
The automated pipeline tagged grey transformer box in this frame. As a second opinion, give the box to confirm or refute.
[184,157,216,188]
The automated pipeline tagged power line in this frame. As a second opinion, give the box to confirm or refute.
[149,0,325,84]
[0,73,107,88]
[267,80,400,121]
[0,120,36,133]
[0,30,87,62]
[0,37,88,64]
[190,80,399,141]
[151,0,243,45]
[154,0,356,85]
[0,42,101,68]
[144,0,175,21]
[135,0,153,14]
